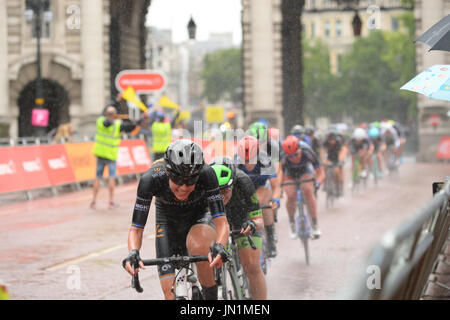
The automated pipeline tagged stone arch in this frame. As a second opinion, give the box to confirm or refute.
[9,56,81,137]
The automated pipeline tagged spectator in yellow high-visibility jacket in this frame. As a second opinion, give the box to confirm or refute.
[90,106,137,210]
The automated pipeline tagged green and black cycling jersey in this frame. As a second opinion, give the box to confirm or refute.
[225,168,262,229]
[225,168,263,249]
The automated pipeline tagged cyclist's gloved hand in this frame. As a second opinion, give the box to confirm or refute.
[122,249,144,276]
[315,181,321,192]
[241,220,257,236]
[270,198,280,209]
[210,243,230,267]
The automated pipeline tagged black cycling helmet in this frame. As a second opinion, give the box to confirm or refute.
[290,124,305,136]
[210,156,236,189]
[164,139,204,178]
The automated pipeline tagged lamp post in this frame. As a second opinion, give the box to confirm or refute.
[352,10,362,36]
[187,16,197,40]
[24,0,52,137]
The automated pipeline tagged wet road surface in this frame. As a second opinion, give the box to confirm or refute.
[0,159,448,300]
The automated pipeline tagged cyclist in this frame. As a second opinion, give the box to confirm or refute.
[291,124,312,147]
[368,126,385,178]
[210,156,267,300]
[380,122,400,167]
[249,122,283,221]
[123,139,229,300]
[348,127,374,180]
[235,135,281,258]
[320,128,347,197]
[280,135,325,239]
[305,125,322,156]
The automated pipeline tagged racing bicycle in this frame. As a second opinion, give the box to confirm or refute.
[281,178,316,265]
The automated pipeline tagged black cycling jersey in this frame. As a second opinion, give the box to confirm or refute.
[281,141,321,178]
[225,169,262,229]
[131,160,225,229]
[131,159,226,278]
[348,138,371,155]
[323,135,344,163]
[371,137,384,153]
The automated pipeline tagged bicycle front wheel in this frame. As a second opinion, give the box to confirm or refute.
[220,264,243,300]
[297,203,310,265]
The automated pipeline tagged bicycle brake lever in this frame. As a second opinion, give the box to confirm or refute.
[131,259,143,293]
[247,235,257,250]
[132,273,143,293]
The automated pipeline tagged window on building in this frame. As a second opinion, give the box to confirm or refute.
[336,19,342,37]
[26,0,52,39]
[391,17,399,30]
[324,20,330,37]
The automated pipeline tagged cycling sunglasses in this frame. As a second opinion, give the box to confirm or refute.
[169,174,200,186]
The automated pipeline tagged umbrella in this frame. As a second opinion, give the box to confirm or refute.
[415,14,450,51]
[400,65,450,102]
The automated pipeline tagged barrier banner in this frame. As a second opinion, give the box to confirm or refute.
[0,147,25,193]
[12,145,52,190]
[436,137,450,159]
[64,142,96,182]
[117,139,152,175]
[40,144,76,186]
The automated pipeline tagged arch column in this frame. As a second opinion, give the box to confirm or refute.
[0,2,11,137]
[79,0,106,135]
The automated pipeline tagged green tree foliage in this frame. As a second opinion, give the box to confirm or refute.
[303,37,337,120]
[303,24,416,123]
[201,48,242,104]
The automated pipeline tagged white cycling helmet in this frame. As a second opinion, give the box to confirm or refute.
[352,128,367,140]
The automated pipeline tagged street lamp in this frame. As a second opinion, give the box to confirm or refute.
[187,16,197,40]
[352,10,362,36]
[24,0,53,137]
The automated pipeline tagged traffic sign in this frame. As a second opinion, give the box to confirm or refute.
[430,114,441,127]
[115,70,166,93]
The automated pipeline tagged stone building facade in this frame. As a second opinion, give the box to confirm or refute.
[0,0,149,139]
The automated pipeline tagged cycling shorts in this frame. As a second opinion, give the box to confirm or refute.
[155,211,215,279]
[230,231,262,250]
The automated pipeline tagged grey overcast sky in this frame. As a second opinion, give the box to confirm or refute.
[146,0,242,44]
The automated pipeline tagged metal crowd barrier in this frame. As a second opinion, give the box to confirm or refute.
[344,177,450,299]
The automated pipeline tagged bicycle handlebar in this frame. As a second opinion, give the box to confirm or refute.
[123,254,210,293]
[231,230,257,250]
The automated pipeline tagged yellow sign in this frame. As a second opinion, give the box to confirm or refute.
[122,86,148,112]
[178,111,191,121]
[205,106,224,123]
[158,95,180,110]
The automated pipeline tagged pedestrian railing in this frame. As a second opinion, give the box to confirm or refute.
[343,176,450,299]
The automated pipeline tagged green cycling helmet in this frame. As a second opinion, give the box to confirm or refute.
[249,122,268,141]
[210,156,236,189]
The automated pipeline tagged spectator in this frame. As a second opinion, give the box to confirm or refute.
[53,122,74,143]
[90,106,137,210]
[150,109,180,161]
